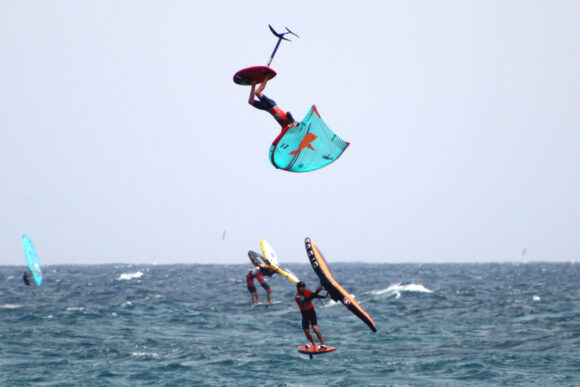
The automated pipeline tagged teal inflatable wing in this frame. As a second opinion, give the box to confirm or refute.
[269,106,349,172]
[22,235,43,286]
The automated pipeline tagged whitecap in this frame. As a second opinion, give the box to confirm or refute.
[370,283,433,298]
[402,284,433,293]
[324,296,356,307]
[117,271,143,281]
[532,295,541,301]
[1,304,23,309]
[132,352,160,359]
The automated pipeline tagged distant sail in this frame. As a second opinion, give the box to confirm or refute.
[22,235,42,286]
[259,239,299,284]
[248,250,268,268]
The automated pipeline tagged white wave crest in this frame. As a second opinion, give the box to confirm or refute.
[370,283,433,299]
[117,271,143,281]
[1,304,23,309]
[323,294,356,307]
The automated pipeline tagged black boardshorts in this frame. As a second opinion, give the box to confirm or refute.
[301,308,318,330]
[252,94,276,111]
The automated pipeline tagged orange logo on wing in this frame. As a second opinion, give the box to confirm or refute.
[289,133,317,155]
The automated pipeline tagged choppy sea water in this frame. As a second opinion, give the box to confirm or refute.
[1,262,578,386]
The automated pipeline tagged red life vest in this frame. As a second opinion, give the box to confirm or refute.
[246,273,254,286]
[254,271,265,283]
[295,289,314,311]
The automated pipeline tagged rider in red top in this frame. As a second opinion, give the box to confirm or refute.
[246,269,258,305]
[254,269,272,304]
[295,281,328,349]
[248,78,298,132]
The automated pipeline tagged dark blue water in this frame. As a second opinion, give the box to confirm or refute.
[1,262,578,386]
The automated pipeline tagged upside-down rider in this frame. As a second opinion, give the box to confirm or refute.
[258,264,276,277]
[295,281,328,349]
[248,78,298,132]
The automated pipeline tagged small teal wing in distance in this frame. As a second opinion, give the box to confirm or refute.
[22,235,42,286]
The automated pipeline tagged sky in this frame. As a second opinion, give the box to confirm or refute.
[1,1,579,265]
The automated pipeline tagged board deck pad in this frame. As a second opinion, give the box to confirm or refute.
[233,66,277,85]
[298,345,337,358]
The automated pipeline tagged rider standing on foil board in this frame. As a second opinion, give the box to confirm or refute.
[246,269,259,305]
[295,281,328,349]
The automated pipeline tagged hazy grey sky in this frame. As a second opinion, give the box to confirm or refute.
[1,1,579,265]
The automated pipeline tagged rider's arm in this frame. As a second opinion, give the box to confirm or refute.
[256,78,268,98]
[304,287,327,301]
[248,83,256,105]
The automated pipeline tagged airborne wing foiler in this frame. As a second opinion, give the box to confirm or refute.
[269,106,349,172]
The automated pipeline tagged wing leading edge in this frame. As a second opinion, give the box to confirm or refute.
[305,238,376,332]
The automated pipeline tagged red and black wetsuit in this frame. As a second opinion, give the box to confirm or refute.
[251,94,294,131]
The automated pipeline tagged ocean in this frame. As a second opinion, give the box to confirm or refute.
[1,262,578,386]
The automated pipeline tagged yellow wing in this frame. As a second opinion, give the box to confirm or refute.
[260,238,299,284]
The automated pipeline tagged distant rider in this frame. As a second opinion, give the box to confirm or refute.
[22,270,33,286]
[295,281,328,349]
[248,78,298,132]
[246,269,259,305]
[254,268,272,304]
